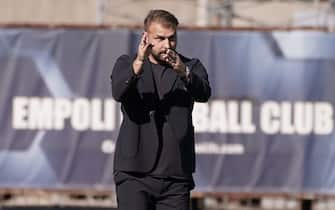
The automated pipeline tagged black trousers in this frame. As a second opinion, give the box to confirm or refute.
[115,172,193,210]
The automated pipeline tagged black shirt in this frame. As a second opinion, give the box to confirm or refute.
[149,62,192,180]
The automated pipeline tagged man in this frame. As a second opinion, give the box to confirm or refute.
[111,9,211,210]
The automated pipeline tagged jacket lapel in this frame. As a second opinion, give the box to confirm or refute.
[135,58,160,110]
[160,56,197,98]
[139,58,155,93]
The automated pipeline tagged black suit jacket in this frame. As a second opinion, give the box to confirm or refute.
[111,54,211,174]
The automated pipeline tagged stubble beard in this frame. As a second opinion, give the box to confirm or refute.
[151,50,168,65]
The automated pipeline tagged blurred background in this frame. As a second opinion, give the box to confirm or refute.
[0,0,334,28]
[1,1,335,210]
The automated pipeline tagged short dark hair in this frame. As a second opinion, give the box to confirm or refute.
[144,9,179,31]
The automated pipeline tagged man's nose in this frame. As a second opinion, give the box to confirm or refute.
[163,38,171,49]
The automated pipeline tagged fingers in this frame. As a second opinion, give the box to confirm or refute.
[137,33,152,61]
[140,32,152,48]
[164,49,177,65]
[140,32,146,45]
[166,49,176,58]
[163,49,186,76]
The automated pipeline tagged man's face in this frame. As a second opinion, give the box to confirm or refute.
[145,21,177,63]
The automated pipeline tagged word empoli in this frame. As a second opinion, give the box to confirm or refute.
[12,97,334,135]
[13,97,117,131]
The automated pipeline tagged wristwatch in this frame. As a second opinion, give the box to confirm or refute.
[185,66,190,77]
[183,66,191,83]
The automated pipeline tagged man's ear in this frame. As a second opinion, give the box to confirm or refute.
[143,31,148,44]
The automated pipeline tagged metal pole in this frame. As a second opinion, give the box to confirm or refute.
[96,0,104,25]
[329,0,335,31]
[221,0,234,27]
[313,0,320,8]
[197,0,208,26]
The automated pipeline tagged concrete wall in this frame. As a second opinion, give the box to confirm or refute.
[0,0,97,25]
[0,0,330,27]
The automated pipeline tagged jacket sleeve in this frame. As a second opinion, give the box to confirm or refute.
[185,59,211,102]
[110,55,141,102]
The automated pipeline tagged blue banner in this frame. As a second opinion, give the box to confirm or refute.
[1,28,335,194]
